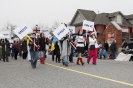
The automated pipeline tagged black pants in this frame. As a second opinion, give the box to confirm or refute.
[56,51,60,63]
[69,53,73,62]
[52,51,55,61]
[2,54,8,62]
[14,51,18,60]
[23,52,28,59]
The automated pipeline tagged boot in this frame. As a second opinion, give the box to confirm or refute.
[42,57,45,64]
[40,57,42,64]
[76,58,80,65]
[6,56,9,62]
[79,58,84,65]
[40,57,45,64]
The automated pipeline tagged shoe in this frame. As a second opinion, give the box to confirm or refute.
[81,62,84,66]
[79,58,84,66]
[32,67,35,69]
[87,62,89,64]
[93,63,96,65]
[76,58,80,65]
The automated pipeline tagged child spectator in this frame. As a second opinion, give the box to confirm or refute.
[102,48,108,59]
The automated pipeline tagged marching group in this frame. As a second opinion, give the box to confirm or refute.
[0,28,118,69]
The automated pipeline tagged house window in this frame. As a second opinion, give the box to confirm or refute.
[117,15,122,24]
[130,33,133,41]
[122,32,126,42]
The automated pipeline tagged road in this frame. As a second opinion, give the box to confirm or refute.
[0,55,133,88]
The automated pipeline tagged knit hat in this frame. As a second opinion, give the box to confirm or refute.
[90,31,95,35]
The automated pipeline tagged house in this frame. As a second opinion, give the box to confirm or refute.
[69,9,133,48]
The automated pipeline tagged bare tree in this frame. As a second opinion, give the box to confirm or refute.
[2,21,16,32]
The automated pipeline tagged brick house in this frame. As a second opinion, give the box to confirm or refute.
[69,9,133,48]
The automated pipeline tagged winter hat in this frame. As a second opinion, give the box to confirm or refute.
[90,31,95,35]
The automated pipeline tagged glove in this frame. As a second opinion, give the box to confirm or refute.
[30,40,34,44]
[71,42,76,47]
[36,45,40,50]
[85,38,88,41]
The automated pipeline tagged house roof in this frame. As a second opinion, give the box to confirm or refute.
[69,9,96,26]
[125,14,133,19]
[78,9,96,21]
[108,11,120,17]
[94,13,111,25]
[70,9,133,27]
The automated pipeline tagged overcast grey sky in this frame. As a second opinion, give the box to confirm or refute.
[0,0,133,29]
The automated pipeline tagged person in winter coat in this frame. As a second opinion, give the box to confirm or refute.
[54,41,61,63]
[102,48,108,59]
[12,40,20,60]
[110,40,117,59]
[74,30,85,65]
[1,39,10,62]
[29,33,40,69]
[21,38,28,59]
[38,33,49,64]
[104,41,109,52]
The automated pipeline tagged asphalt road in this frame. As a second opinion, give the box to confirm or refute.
[0,55,133,88]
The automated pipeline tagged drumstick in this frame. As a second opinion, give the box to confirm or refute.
[70,42,76,50]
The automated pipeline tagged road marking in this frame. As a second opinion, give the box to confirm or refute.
[46,63,133,87]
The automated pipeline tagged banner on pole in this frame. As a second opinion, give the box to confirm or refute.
[82,20,94,31]
[53,24,69,40]
[0,31,11,38]
[67,26,75,33]
[13,23,33,39]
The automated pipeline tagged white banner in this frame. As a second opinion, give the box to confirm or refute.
[67,26,75,33]
[13,23,33,39]
[0,31,11,38]
[82,20,94,31]
[53,24,69,40]
[40,28,50,37]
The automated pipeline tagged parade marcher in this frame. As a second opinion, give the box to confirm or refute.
[9,37,14,59]
[51,36,57,61]
[87,32,97,65]
[110,40,117,59]
[25,34,32,61]
[12,40,20,60]
[69,31,74,63]
[54,41,61,63]
[1,39,10,62]
[38,33,49,64]
[60,34,70,66]
[0,39,3,60]
[74,30,85,65]
[21,38,28,59]
[29,33,40,69]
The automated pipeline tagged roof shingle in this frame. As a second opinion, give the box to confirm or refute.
[94,13,111,25]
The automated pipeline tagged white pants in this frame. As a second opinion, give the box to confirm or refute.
[27,46,31,60]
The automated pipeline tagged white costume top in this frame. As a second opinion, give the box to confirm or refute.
[75,35,85,47]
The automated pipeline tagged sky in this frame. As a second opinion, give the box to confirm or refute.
[0,0,133,29]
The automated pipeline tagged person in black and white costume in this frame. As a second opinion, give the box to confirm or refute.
[74,30,85,65]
